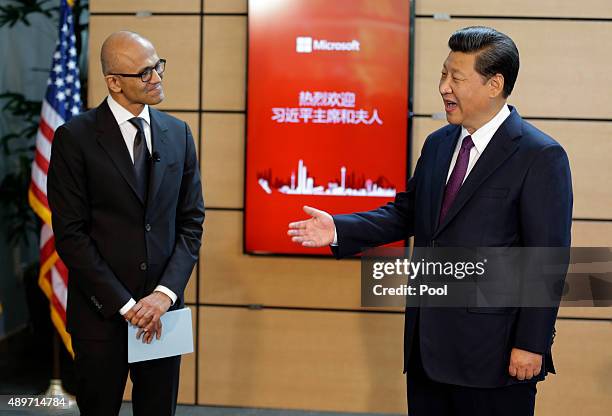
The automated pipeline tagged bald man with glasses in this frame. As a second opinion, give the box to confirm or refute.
[48,31,204,416]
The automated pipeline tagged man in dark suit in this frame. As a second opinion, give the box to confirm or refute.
[48,31,204,415]
[288,26,572,415]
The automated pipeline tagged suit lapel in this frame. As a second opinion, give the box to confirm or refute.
[94,100,144,205]
[433,108,523,238]
[147,108,169,206]
[430,125,461,234]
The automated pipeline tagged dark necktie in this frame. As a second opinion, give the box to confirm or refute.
[128,117,150,201]
[439,135,475,224]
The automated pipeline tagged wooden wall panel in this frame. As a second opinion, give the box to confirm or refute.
[199,210,362,308]
[560,219,612,318]
[204,0,247,14]
[537,320,612,416]
[185,268,197,305]
[202,16,247,110]
[167,112,200,303]
[90,0,200,13]
[412,118,612,219]
[572,221,612,247]
[410,117,444,169]
[198,306,406,413]
[414,19,612,119]
[530,121,612,220]
[88,16,200,110]
[416,0,612,19]
[123,306,197,404]
[559,307,612,320]
[561,218,612,318]
[201,114,244,208]
[198,212,612,318]
[85,1,612,413]
[178,306,197,404]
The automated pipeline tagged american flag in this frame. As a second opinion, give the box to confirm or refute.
[28,0,81,356]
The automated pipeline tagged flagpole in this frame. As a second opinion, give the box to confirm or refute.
[42,331,76,408]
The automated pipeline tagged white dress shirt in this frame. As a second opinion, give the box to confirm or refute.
[445,104,511,184]
[106,95,152,162]
[106,95,177,315]
[331,104,511,246]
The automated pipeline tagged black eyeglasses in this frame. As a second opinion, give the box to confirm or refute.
[110,59,166,82]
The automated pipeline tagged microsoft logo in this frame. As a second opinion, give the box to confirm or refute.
[296,36,360,53]
[296,37,313,53]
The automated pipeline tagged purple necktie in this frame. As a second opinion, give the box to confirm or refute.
[439,135,474,225]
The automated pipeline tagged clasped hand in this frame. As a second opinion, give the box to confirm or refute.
[123,292,172,344]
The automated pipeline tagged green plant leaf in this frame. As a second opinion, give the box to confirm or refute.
[0,0,55,28]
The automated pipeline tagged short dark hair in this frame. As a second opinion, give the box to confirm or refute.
[448,26,519,98]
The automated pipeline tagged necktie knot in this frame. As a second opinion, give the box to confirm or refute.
[461,135,474,152]
[128,117,145,136]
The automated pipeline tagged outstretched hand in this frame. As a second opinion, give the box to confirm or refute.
[287,206,335,248]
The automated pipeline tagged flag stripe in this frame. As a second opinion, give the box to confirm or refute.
[35,150,50,175]
[28,188,52,226]
[40,233,55,264]
[39,250,59,285]
[39,117,55,144]
[50,306,73,357]
[51,266,67,310]
[35,130,53,162]
[41,99,65,132]
[54,258,69,286]
[29,181,49,210]
[41,222,53,246]
[30,164,49,201]
[50,287,67,322]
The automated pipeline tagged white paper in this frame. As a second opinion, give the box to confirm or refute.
[127,307,194,363]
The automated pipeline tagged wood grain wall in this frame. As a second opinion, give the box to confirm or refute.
[88,0,612,414]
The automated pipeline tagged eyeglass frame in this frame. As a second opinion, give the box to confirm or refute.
[109,59,166,82]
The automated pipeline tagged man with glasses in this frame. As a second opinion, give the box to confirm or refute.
[48,31,204,416]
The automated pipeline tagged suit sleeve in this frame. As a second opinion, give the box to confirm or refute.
[514,143,573,354]
[331,136,428,259]
[156,122,205,300]
[48,125,132,318]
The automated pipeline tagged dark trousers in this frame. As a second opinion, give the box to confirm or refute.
[406,324,537,416]
[72,335,181,416]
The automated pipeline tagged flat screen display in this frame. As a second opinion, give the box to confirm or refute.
[245,0,411,255]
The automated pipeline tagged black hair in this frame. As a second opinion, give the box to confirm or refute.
[448,26,519,97]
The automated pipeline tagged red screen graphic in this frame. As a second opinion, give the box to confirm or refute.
[245,0,410,255]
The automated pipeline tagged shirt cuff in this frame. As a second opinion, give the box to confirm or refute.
[155,285,177,305]
[119,298,136,316]
[330,227,338,246]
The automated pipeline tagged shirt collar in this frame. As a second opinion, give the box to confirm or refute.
[106,95,150,127]
[460,104,511,154]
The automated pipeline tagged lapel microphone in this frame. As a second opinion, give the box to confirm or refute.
[150,152,161,163]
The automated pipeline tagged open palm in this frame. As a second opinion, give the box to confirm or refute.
[287,206,335,247]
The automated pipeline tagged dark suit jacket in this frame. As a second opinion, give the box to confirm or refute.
[48,99,205,340]
[332,107,573,388]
